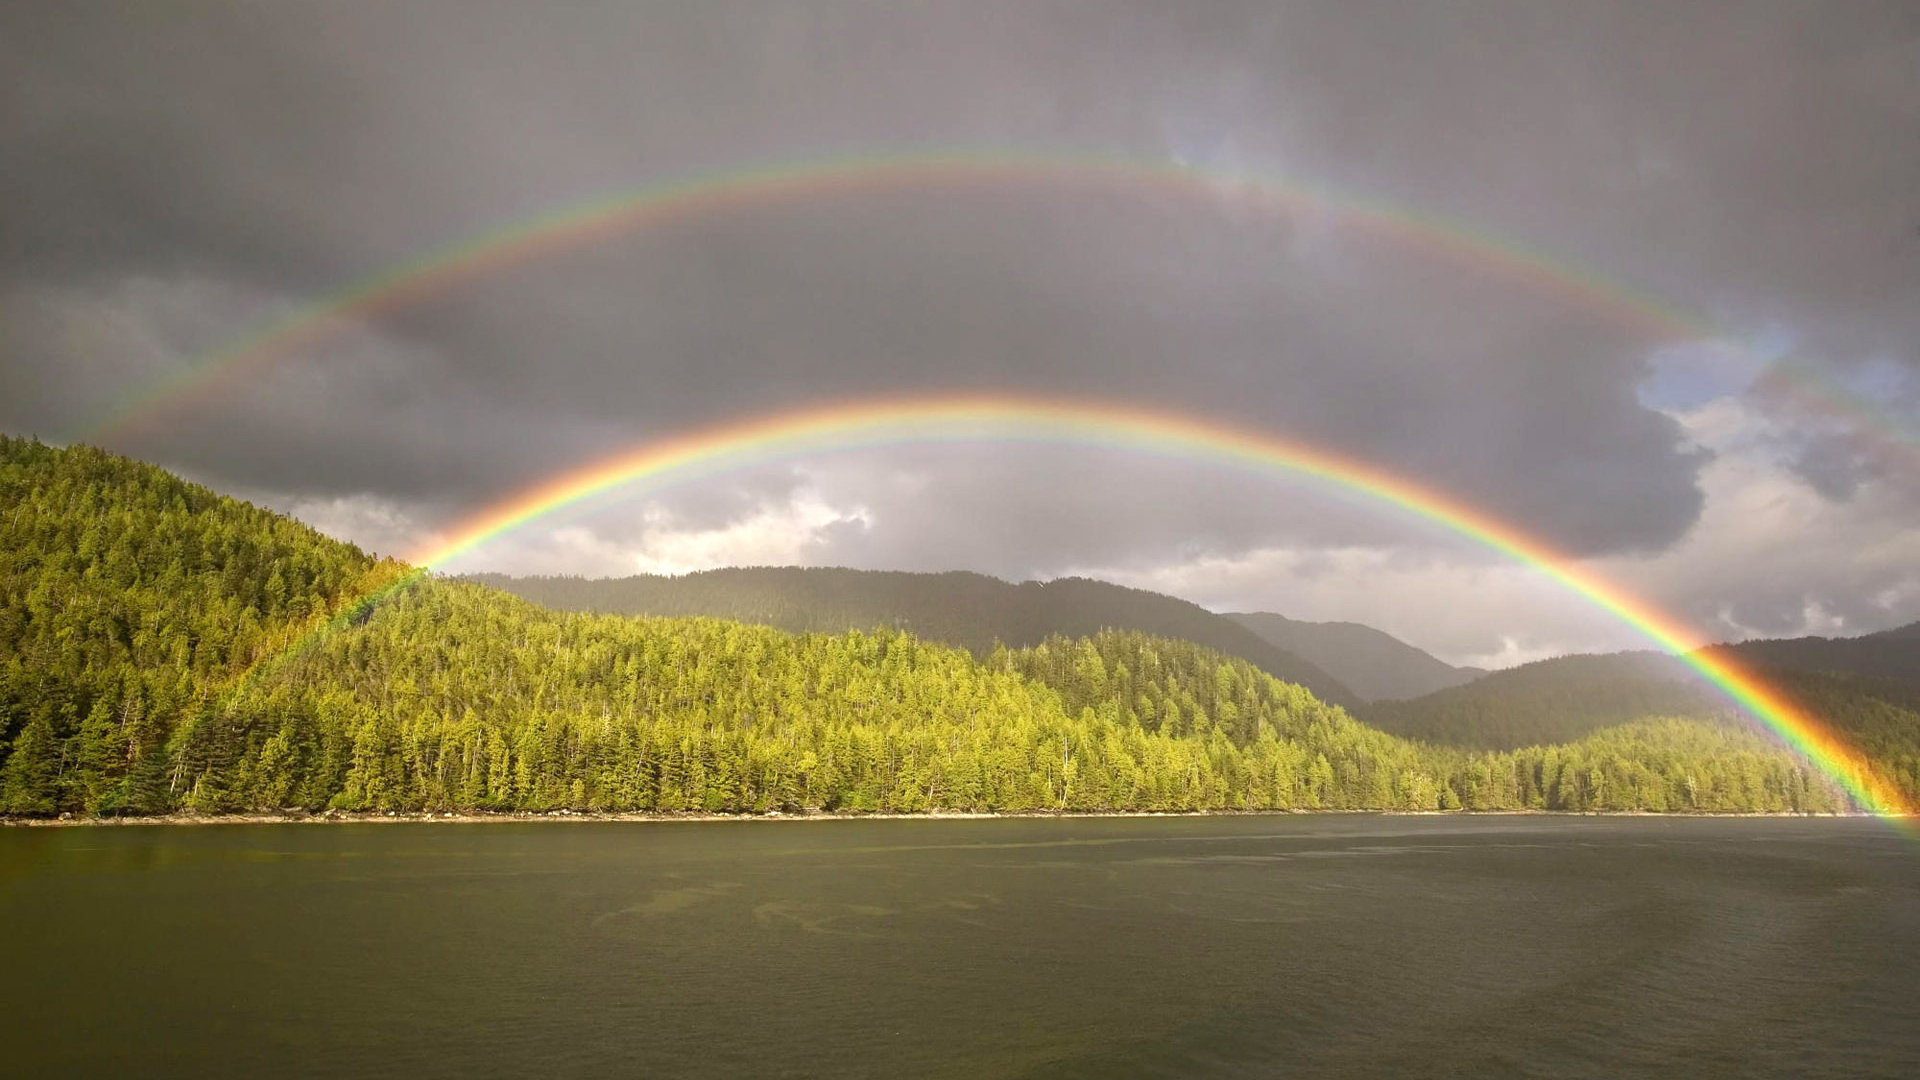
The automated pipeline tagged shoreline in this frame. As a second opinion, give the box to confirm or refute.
[1,807,1884,827]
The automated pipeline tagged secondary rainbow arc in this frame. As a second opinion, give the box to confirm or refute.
[84,147,1907,453]
[251,394,1911,819]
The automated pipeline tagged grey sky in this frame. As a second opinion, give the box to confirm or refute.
[3,1,1916,665]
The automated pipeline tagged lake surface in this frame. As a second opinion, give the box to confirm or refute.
[2,815,1915,1078]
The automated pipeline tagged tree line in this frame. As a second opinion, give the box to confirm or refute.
[1,435,1907,817]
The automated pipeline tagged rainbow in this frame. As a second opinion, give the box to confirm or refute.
[251,394,1911,818]
[1752,360,1920,469]
[85,148,1745,442]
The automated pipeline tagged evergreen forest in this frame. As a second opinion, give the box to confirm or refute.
[472,567,1363,707]
[3,436,1914,818]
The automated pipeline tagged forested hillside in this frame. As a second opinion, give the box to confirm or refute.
[0,436,396,814]
[470,568,1363,709]
[1361,652,1719,749]
[167,584,1468,815]
[1362,640,1920,784]
[995,631,1852,813]
[1708,623,1920,687]
[0,437,1907,818]
[1228,611,1484,701]
[31,574,1860,817]
[1752,671,1920,804]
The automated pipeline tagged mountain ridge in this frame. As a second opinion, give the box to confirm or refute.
[469,567,1368,710]
[1363,629,1920,751]
[1226,611,1484,702]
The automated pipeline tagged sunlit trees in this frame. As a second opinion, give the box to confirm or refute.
[0,436,1900,819]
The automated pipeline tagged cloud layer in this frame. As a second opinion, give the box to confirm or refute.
[3,2,1916,663]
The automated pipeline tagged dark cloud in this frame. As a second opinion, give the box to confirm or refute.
[3,1,1916,644]
[1790,439,1874,503]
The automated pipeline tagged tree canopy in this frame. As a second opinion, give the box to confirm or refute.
[3,436,1909,818]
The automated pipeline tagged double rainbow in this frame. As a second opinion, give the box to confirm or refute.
[257,394,1910,818]
[94,147,1900,814]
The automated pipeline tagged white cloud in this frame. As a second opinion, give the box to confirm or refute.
[1074,544,1638,668]
[255,492,431,563]
[1073,390,1920,666]
[1595,393,1920,641]
[426,492,871,579]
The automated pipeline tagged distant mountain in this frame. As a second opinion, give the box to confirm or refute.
[1361,651,1714,749]
[1363,624,1920,751]
[469,568,1363,709]
[1226,612,1484,702]
[1709,622,1920,686]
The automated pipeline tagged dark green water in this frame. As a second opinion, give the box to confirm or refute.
[2,816,1915,1078]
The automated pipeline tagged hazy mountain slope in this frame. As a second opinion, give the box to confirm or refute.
[473,568,1364,709]
[1708,622,1920,686]
[1360,652,1719,749]
[1767,671,1920,797]
[1227,612,1484,701]
[1362,633,1920,758]
[995,630,1854,813]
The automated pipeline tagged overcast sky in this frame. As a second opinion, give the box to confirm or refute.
[4,1,1917,666]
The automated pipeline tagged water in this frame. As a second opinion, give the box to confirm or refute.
[2,816,1915,1078]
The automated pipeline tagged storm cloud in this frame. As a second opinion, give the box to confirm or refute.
[3,1,1916,662]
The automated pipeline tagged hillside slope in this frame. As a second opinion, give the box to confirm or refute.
[1228,612,1483,701]
[159,585,1864,817]
[0,438,1899,816]
[1363,634,1920,789]
[0,438,1417,815]
[0,436,392,813]
[474,568,1364,709]
[1361,652,1715,749]
[1709,623,1920,686]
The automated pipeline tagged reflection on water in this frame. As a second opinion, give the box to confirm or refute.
[596,880,743,923]
[2,815,1915,1078]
